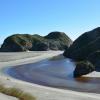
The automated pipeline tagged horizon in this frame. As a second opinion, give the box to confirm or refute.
[0,27,99,45]
[0,0,100,44]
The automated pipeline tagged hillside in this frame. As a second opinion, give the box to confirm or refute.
[0,32,72,52]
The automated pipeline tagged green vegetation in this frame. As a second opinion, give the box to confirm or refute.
[45,31,71,43]
[0,84,36,100]
[0,32,72,52]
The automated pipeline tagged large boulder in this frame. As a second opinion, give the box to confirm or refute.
[0,32,72,52]
[74,61,95,78]
[63,27,100,61]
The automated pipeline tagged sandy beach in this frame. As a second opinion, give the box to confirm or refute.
[0,51,100,100]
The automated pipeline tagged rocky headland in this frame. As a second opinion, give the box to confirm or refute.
[64,27,100,77]
[0,32,72,52]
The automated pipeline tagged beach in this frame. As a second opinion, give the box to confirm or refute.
[0,51,100,100]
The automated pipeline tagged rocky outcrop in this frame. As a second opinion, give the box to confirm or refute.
[63,27,100,61]
[74,61,95,77]
[63,27,100,77]
[45,32,72,46]
[0,32,72,52]
[45,32,72,50]
[87,51,100,71]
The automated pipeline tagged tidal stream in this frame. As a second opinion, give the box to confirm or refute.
[5,56,100,93]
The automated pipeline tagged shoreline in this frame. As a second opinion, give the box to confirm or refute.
[0,51,100,100]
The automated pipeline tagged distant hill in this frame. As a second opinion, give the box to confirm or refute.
[0,32,72,52]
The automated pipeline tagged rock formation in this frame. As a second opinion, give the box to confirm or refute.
[63,27,100,61]
[74,61,95,77]
[64,27,100,77]
[0,32,72,52]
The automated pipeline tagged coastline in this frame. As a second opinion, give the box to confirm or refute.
[0,51,100,100]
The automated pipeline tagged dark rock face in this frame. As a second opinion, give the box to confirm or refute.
[87,51,100,71]
[0,32,72,52]
[63,27,100,77]
[74,61,95,78]
[64,27,100,61]
[31,41,49,51]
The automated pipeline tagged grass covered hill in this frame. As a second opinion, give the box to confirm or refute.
[0,31,72,52]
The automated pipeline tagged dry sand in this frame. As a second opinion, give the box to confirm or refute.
[0,93,18,100]
[0,51,100,100]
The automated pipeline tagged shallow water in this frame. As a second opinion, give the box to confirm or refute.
[6,58,75,83]
[5,57,100,93]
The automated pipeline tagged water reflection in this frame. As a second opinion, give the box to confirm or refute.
[75,76,100,84]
